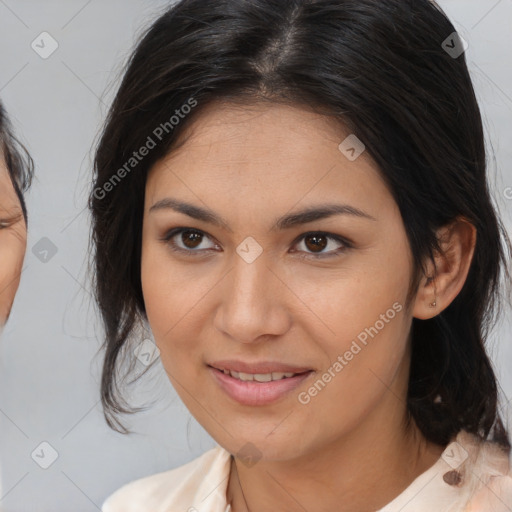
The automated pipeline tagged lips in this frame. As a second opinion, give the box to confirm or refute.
[207,359,314,405]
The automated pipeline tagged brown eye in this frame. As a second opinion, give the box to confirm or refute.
[162,227,217,255]
[181,229,204,249]
[293,231,349,259]
[303,234,328,253]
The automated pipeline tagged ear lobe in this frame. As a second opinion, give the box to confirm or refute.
[412,217,477,320]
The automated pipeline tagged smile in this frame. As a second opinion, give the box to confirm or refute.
[208,364,314,406]
[221,369,299,381]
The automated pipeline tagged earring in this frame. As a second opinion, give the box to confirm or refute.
[427,275,437,308]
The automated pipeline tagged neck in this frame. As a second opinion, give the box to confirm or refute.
[228,421,444,512]
[226,360,446,512]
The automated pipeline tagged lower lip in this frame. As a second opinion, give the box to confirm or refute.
[209,366,313,406]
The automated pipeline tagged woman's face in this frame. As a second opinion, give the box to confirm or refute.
[141,101,422,461]
[0,158,26,328]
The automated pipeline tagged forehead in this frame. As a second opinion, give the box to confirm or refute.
[147,100,383,190]
[163,100,350,160]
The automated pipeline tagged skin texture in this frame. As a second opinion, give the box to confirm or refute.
[0,157,26,329]
[141,101,477,512]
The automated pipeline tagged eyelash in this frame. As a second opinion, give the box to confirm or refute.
[160,227,352,260]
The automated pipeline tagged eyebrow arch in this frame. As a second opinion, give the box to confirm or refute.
[149,198,377,233]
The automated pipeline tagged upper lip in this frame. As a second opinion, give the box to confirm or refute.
[209,359,313,374]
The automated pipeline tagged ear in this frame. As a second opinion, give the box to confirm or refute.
[412,217,477,320]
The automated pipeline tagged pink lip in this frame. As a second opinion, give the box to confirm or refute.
[208,366,314,406]
[209,359,312,374]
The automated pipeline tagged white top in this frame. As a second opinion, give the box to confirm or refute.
[102,430,512,512]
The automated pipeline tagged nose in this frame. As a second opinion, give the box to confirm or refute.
[213,253,292,344]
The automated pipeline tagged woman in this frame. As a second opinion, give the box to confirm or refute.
[0,99,33,509]
[90,0,512,510]
[0,100,33,331]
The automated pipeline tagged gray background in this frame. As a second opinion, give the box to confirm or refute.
[0,1,511,510]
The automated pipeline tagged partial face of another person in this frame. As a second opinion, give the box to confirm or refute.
[140,101,420,461]
[0,157,26,328]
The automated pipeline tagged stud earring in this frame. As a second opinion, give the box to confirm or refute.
[427,275,437,308]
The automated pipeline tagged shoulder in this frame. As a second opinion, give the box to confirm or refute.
[463,468,512,511]
[102,444,232,512]
[456,431,512,512]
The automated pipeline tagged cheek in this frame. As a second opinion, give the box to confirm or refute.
[293,310,410,444]
[0,231,26,322]
[326,311,408,393]
[141,243,177,341]
[296,253,411,410]
[301,264,407,358]
[140,240,206,372]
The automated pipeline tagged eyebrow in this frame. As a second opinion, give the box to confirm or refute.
[149,198,377,232]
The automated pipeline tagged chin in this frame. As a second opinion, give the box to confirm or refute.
[214,425,309,463]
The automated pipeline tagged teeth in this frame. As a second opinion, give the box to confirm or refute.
[254,373,272,382]
[225,370,298,381]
